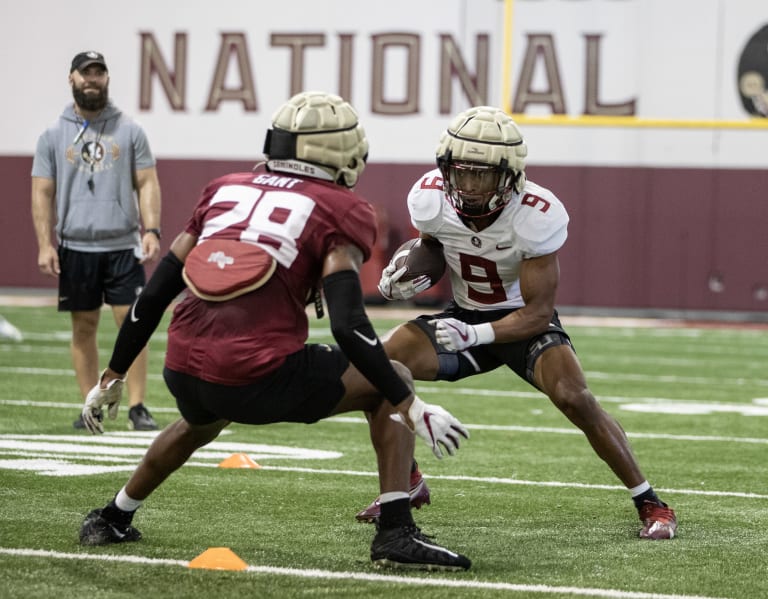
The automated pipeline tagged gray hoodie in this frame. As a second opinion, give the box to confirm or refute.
[32,101,156,252]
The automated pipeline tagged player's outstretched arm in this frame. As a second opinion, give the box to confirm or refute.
[83,233,194,435]
[323,243,468,457]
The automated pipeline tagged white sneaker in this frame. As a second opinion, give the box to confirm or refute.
[0,316,22,341]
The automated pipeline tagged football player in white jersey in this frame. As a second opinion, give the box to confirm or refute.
[360,106,677,541]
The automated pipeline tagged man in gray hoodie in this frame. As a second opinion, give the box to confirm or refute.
[31,51,162,431]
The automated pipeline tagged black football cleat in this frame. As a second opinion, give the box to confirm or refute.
[371,524,471,571]
[79,508,142,546]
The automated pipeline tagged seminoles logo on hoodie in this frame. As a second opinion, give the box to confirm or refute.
[66,132,120,173]
[737,24,768,117]
[81,139,105,166]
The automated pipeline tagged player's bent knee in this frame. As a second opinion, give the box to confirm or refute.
[550,386,598,419]
[389,359,414,388]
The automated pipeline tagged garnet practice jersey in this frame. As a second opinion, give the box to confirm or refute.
[407,168,569,311]
[165,171,377,386]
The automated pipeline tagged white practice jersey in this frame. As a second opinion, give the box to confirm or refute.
[407,168,569,310]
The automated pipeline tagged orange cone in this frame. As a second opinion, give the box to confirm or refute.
[218,453,261,469]
[188,547,248,571]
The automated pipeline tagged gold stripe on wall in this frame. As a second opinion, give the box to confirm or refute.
[509,115,768,129]
[502,0,767,130]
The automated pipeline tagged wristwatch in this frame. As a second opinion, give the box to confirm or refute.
[145,228,162,240]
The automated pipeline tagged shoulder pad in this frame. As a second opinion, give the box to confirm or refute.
[407,169,445,233]
[514,181,570,257]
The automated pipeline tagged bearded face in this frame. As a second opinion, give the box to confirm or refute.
[71,77,109,112]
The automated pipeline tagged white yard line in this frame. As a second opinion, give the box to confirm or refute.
[3,400,768,444]
[0,547,731,599]
[1,431,766,499]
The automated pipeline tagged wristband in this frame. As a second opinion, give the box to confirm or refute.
[145,228,162,240]
[474,322,495,345]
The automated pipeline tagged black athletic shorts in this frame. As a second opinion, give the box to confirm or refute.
[164,343,351,426]
[57,247,145,311]
[411,301,574,388]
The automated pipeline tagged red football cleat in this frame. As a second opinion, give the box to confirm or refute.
[638,500,677,540]
[356,468,431,523]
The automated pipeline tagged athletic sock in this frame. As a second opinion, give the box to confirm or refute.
[379,497,414,530]
[101,500,135,525]
[102,487,143,525]
[114,486,143,512]
[632,486,663,510]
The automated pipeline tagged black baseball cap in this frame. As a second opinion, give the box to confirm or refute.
[70,51,108,73]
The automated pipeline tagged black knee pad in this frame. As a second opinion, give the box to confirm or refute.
[436,349,483,381]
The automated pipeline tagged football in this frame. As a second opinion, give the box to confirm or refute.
[392,237,446,284]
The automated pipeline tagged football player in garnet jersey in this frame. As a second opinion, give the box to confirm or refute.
[367,106,677,541]
[77,92,471,571]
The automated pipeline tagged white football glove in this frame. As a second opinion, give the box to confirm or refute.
[377,262,432,301]
[432,318,495,351]
[82,371,125,434]
[391,397,469,459]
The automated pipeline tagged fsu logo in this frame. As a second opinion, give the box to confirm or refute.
[81,140,105,165]
[737,24,768,117]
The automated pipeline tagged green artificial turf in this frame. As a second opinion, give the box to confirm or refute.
[1,304,766,598]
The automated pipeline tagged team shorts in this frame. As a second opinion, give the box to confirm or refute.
[164,343,351,426]
[411,301,574,389]
[57,247,145,311]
